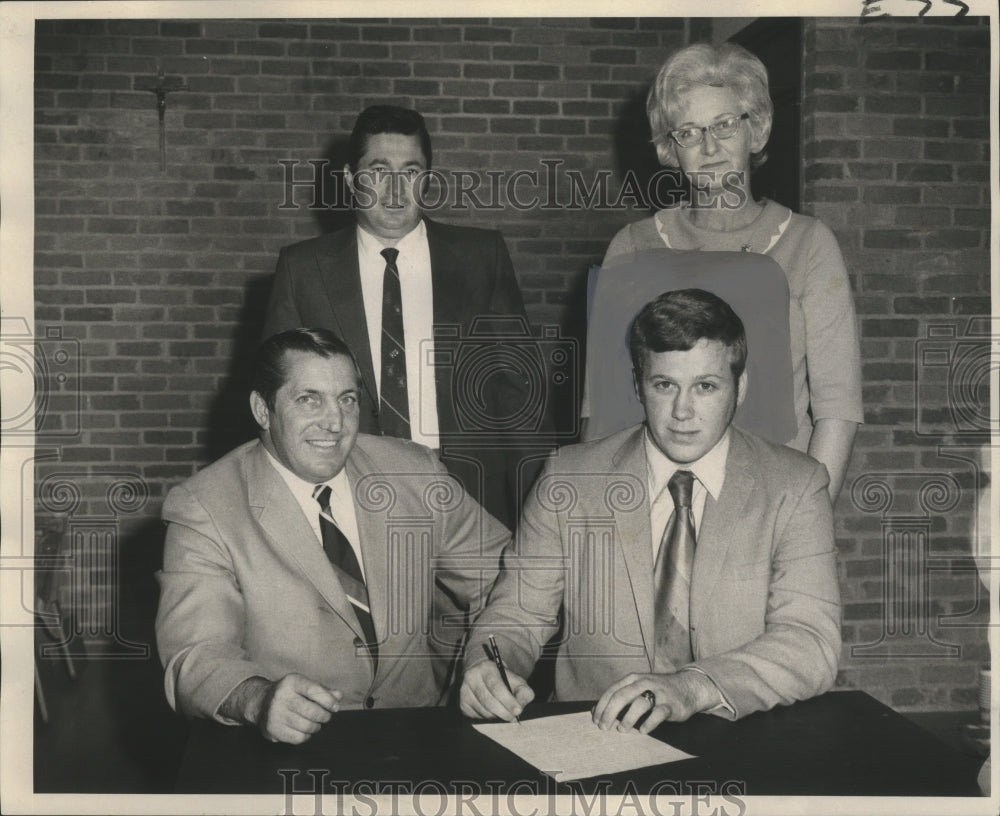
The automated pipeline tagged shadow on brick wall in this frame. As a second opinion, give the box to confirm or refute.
[203,136,354,462]
[612,87,685,210]
[204,276,273,463]
[311,136,354,236]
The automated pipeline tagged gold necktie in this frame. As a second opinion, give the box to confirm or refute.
[653,469,696,671]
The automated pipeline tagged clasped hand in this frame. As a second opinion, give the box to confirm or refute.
[592,671,711,734]
[230,673,342,744]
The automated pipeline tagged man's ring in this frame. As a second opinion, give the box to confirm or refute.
[640,690,656,705]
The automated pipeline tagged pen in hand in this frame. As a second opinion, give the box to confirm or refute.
[486,635,521,725]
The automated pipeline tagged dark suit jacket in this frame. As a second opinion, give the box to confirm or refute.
[262,218,548,527]
[156,436,509,720]
[466,425,842,719]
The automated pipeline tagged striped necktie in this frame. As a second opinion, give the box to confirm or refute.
[313,484,378,666]
[378,246,410,439]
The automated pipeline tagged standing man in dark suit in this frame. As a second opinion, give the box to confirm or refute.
[263,105,547,530]
[460,289,841,729]
[156,330,509,744]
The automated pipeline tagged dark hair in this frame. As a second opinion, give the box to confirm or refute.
[252,329,360,410]
[629,288,747,379]
[346,105,432,171]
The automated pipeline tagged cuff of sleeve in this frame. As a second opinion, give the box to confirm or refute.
[169,657,272,724]
[681,666,736,720]
[209,669,271,725]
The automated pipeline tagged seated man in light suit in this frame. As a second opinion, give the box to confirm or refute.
[460,288,841,732]
[156,329,509,744]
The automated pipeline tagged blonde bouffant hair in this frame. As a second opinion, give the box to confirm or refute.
[647,42,773,171]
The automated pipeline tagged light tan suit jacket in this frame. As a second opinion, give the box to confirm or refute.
[157,436,508,721]
[467,425,841,719]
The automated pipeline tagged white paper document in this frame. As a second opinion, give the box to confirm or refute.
[473,711,696,782]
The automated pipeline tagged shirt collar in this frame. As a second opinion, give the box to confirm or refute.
[356,218,426,258]
[260,442,349,507]
[643,426,730,503]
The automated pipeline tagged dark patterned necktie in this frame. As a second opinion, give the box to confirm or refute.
[313,484,378,665]
[653,469,697,671]
[378,246,410,439]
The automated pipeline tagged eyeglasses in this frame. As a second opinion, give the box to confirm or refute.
[668,113,750,149]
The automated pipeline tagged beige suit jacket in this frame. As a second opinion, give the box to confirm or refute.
[467,425,841,719]
[156,436,508,721]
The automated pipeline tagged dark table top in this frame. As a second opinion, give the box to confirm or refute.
[175,690,983,797]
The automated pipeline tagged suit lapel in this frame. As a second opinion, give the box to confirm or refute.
[690,429,755,629]
[316,227,378,406]
[425,218,471,434]
[426,217,470,328]
[345,448,389,652]
[610,427,657,665]
[246,442,365,640]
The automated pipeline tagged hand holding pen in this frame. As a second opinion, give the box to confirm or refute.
[458,635,535,722]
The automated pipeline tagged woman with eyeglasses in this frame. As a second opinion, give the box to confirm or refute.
[585,41,862,502]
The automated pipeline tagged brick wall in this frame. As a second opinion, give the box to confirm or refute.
[31,17,991,711]
[802,17,991,712]
[31,16,694,648]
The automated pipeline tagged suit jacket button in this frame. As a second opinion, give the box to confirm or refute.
[353,637,363,648]
[365,696,375,709]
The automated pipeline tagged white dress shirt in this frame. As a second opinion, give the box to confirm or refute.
[262,446,366,580]
[643,426,734,714]
[356,220,440,449]
[644,427,730,561]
